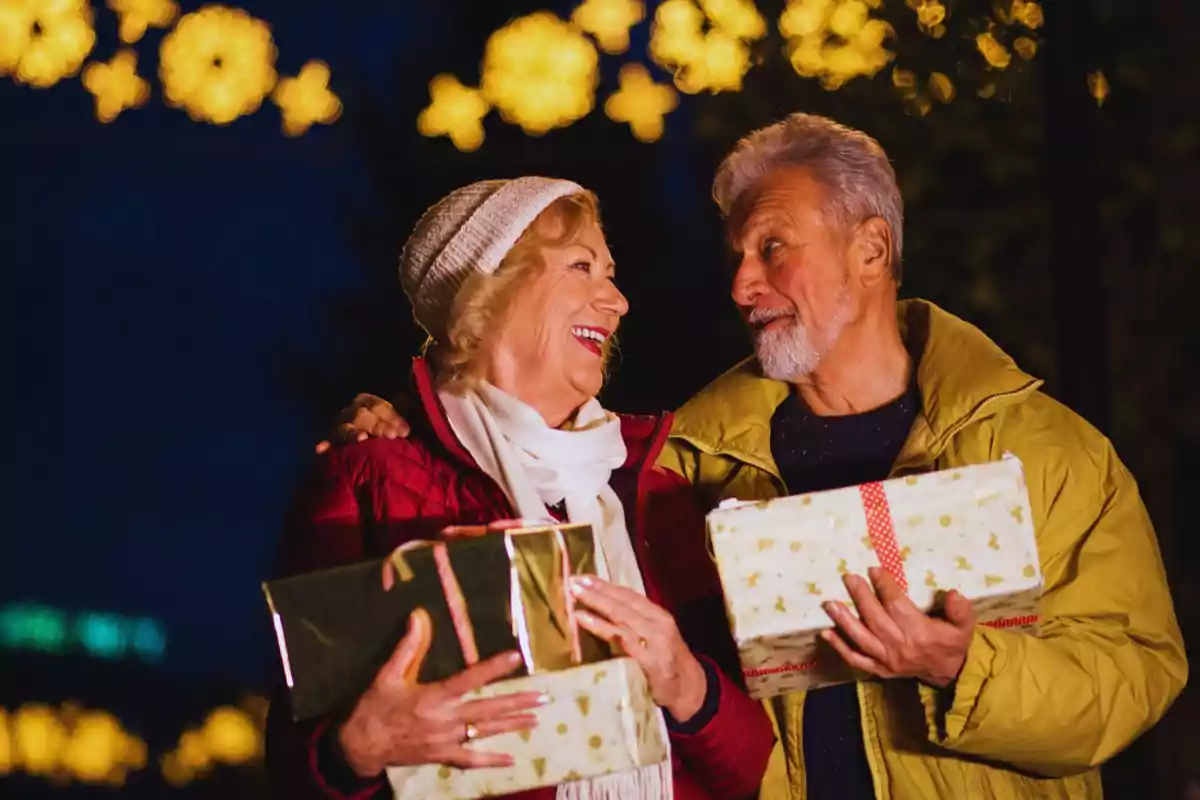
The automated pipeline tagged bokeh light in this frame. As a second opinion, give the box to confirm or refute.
[418,73,490,151]
[0,0,96,88]
[106,0,178,45]
[780,0,893,90]
[158,4,278,125]
[976,30,1012,70]
[650,0,762,95]
[82,48,151,122]
[571,0,644,55]
[604,62,678,142]
[480,12,598,135]
[272,59,341,136]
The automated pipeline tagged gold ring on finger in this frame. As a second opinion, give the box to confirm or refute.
[464,723,479,742]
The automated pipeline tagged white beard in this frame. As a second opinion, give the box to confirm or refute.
[750,290,851,382]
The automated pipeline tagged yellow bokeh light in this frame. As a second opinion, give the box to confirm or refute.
[59,709,145,785]
[975,31,1012,69]
[13,704,68,775]
[571,0,644,54]
[928,70,954,103]
[201,706,260,764]
[915,0,946,32]
[272,59,341,136]
[1012,0,1044,30]
[159,4,278,126]
[0,709,12,775]
[675,28,751,94]
[891,67,916,90]
[107,0,178,45]
[160,751,194,786]
[650,0,705,67]
[1087,69,1109,106]
[82,49,150,123]
[1012,35,1037,60]
[481,12,598,135]
[418,74,489,151]
[604,62,678,142]
[697,0,767,41]
[650,0,759,94]
[828,0,867,38]
[780,0,893,90]
[0,0,96,88]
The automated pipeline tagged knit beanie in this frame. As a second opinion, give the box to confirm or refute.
[399,176,585,342]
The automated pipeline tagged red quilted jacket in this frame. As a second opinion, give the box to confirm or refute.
[265,359,774,800]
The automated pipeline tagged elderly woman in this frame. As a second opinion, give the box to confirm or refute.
[266,177,774,800]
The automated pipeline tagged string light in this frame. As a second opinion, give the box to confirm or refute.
[480,12,598,135]
[0,0,96,88]
[571,0,645,54]
[604,63,677,141]
[158,4,278,125]
[106,0,178,45]
[272,59,341,136]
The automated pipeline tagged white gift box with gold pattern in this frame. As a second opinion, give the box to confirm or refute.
[707,456,1044,699]
[388,657,668,799]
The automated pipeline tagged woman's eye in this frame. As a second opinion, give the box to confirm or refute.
[571,261,591,272]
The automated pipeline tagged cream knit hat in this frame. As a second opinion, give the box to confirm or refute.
[399,176,585,342]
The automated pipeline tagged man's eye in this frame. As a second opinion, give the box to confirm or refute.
[760,239,780,259]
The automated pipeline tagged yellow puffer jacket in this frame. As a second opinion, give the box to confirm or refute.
[658,299,1187,799]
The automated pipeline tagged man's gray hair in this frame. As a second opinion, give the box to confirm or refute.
[712,113,904,282]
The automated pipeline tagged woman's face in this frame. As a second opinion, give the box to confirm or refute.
[485,220,628,426]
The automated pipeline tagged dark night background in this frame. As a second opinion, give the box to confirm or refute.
[1,0,1197,796]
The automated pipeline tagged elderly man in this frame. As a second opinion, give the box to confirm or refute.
[322,113,1186,799]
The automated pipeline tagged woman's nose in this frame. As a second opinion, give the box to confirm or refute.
[596,281,629,318]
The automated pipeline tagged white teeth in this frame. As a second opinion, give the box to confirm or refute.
[571,327,606,343]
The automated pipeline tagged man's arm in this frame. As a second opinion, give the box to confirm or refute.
[920,406,1188,776]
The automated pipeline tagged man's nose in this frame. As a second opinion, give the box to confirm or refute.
[731,256,765,308]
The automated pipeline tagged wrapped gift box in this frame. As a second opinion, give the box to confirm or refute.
[263,523,610,721]
[707,456,1044,699]
[389,657,668,799]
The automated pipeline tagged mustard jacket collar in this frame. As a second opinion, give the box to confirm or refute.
[669,299,1044,478]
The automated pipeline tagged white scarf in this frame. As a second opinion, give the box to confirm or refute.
[439,381,674,800]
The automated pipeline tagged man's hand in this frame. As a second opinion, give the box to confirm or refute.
[316,393,411,454]
[570,576,709,722]
[821,567,976,689]
[337,609,547,777]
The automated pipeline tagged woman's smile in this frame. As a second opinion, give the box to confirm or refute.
[570,325,610,356]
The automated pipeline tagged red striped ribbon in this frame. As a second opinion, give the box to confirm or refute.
[742,482,1039,682]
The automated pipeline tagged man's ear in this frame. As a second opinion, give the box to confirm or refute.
[852,217,892,287]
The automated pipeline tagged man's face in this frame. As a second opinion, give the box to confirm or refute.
[728,167,854,381]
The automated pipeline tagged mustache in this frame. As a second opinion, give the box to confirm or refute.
[746,307,796,329]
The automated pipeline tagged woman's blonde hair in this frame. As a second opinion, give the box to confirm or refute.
[429,190,612,391]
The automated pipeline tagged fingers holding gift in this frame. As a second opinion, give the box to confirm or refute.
[568,575,666,630]
[822,570,975,688]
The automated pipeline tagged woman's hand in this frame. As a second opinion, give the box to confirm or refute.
[569,576,708,723]
[337,602,548,776]
[316,393,410,454]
